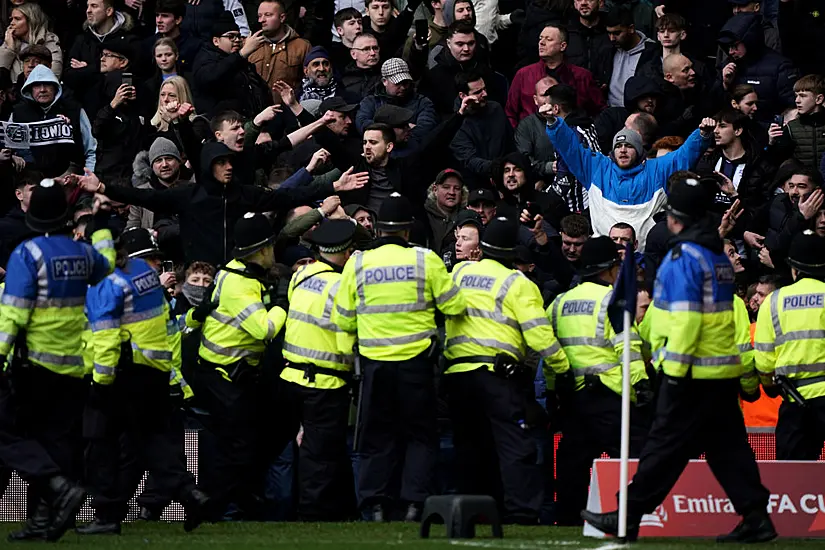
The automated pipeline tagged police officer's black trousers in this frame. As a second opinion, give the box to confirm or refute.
[193,362,297,520]
[358,352,438,510]
[84,365,195,523]
[0,365,85,491]
[555,385,647,526]
[445,368,543,524]
[284,383,356,521]
[775,397,825,460]
[625,376,770,519]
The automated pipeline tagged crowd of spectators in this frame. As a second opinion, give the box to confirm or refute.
[1,0,824,453]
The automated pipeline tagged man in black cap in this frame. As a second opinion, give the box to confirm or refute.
[442,216,570,524]
[333,192,466,521]
[583,174,775,543]
[754,230,825,461]
[280,219,358,521]
[192,212,296,521]
[0,179,116,542]
[549,236,651,525]
[467,188,497,225]
[191,11,271,117]
[374,104,415,155]
[494,151,570,233]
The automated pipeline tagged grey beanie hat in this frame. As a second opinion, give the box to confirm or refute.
[149,137,181,164]
[612,128,644,160]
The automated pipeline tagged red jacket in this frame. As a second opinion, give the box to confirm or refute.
[505,61,606,127]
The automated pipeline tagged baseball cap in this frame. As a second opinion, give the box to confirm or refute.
[381,58,413,85]
[319,96,358,114]
[468,188,497,205]
[455,208,483,231]
[374,104,414,127]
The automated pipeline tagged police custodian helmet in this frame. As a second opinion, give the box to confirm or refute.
[25,178,70,233]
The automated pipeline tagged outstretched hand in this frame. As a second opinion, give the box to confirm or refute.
[333,167,369,192]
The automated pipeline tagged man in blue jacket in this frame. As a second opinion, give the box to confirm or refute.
[540,102,715,250]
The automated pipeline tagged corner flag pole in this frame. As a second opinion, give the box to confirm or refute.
[618,307,632,541]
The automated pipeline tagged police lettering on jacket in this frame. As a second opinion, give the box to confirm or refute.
[364,265,416,284]
[783,293,825,311]
[459,274,495,291]
[50,256,88,280]
[133,271,161,295]
[562,299,596,316]
[298,277,328,294]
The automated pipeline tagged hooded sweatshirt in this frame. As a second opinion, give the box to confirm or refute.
[608,31,654,107]
[11,65,96,177]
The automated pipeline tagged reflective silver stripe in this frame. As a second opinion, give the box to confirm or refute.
[359,329,437,348]
[770,290,782,339]
[0,331,14,345]
[610,332,641,346]
[288,310,343,332]
[167,319,179,336]
[213,271,230,301]
[131,343,172,361]
[738,343,753,353]
[520,317,550,332]
[550,294,564,333]
[595,291,612,341]
[265,319,276,340]
[466,307,519,330]
[24,241,48,300]
[94,239,114,251]
[776,329,825,346]
[496,273,520,316]
[445,335,523,361]
[435,283,460,306]
[451,261,474,284]
[538,341,561,359]
[36,297,86,308]
[775,363,825,376]
[94,363,116,376]
[662,300,733,313]
[209,302,265,330]
[628,351,643,362]
[336,304,356,318]
[559,336,609,347]
[754,342,775,352]
[111,273,135,315]
[179,376,189,388]
[91,319,121,331]
[122,305,166,325]
[359,301,434,314]
[1,295,34,308]
[29,351,84,367]
[664,352,740,367]
[355,252,366,306]
[323,280,341,319]
[663,351,694,364]
[576,363,618,375]
[200,334,262,360]
[415,248,427,304]
[681,243,715,307]
[283,342,352,365]
[741,370,757,379]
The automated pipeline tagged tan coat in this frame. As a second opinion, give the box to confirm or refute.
[248,26,310,102]
[0,31,63,82]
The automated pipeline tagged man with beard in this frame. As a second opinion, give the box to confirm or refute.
[247,0,310,103]
[565,0,614,87]
[356,58,438,146]
[594,74,661,154]
[604,5,656,108]
[424,169,465,257]
[192,12,272,117]
[340,33,382,101]
[64,0,136,116]
[299,47,338,102]
[450,71,514,189]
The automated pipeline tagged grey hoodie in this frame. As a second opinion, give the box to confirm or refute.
[608,31,654,108]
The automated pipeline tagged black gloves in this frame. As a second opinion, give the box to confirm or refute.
[633,379,654,408]
[740,386,762,403]
[191,284,218,323]
[509,8,526,25]
[555,369,576,396]
[763,383,781,399]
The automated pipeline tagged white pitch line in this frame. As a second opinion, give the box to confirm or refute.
[449,540,583,549]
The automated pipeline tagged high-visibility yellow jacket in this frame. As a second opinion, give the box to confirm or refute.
[734,295,759,395]
[754,278,825,402]
[549,281,646,397]
[0,230,115,377]
[646,242,743,380]
[444,259,569,378]
[199,259,286,367]
[333,243,466,361]
[281,260,356,390]
[86,258,176,385]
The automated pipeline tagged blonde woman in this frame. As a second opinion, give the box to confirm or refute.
[0,3,62,81]
[150,76,196,132]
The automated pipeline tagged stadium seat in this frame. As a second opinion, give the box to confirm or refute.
[419,495,503,539]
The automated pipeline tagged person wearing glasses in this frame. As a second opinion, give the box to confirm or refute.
[341,33,382,102]
[191,11,272,117]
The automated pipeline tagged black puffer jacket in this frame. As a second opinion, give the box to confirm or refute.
[419,49,501,118]
[92,71,145,183]
[102,142,335,265]
[717,13,798,124]
[192,43,272,118]
[339,63,382,102]
[564,16,613,87]
[594,75,661,153]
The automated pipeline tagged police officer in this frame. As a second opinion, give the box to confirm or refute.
[81,228,208,535]
[582,175,775,543]
[550,236,651,526]
[755,230,825,460]
[193,213,291,521]
[0,179,115,542]
[443,217,570,524]
[333,193,466,521]
[281,219,358,521]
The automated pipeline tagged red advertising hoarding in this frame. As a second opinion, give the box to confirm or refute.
[584,460,825,538]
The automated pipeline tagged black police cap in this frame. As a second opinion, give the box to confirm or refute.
[578,236,620,277]
[480,216,519,260]
[307,219,357,253]
[233,213,275,259]
[788,230,825,277]
[376,193,415,231]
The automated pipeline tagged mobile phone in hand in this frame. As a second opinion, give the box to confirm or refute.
[415,19,428,45]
